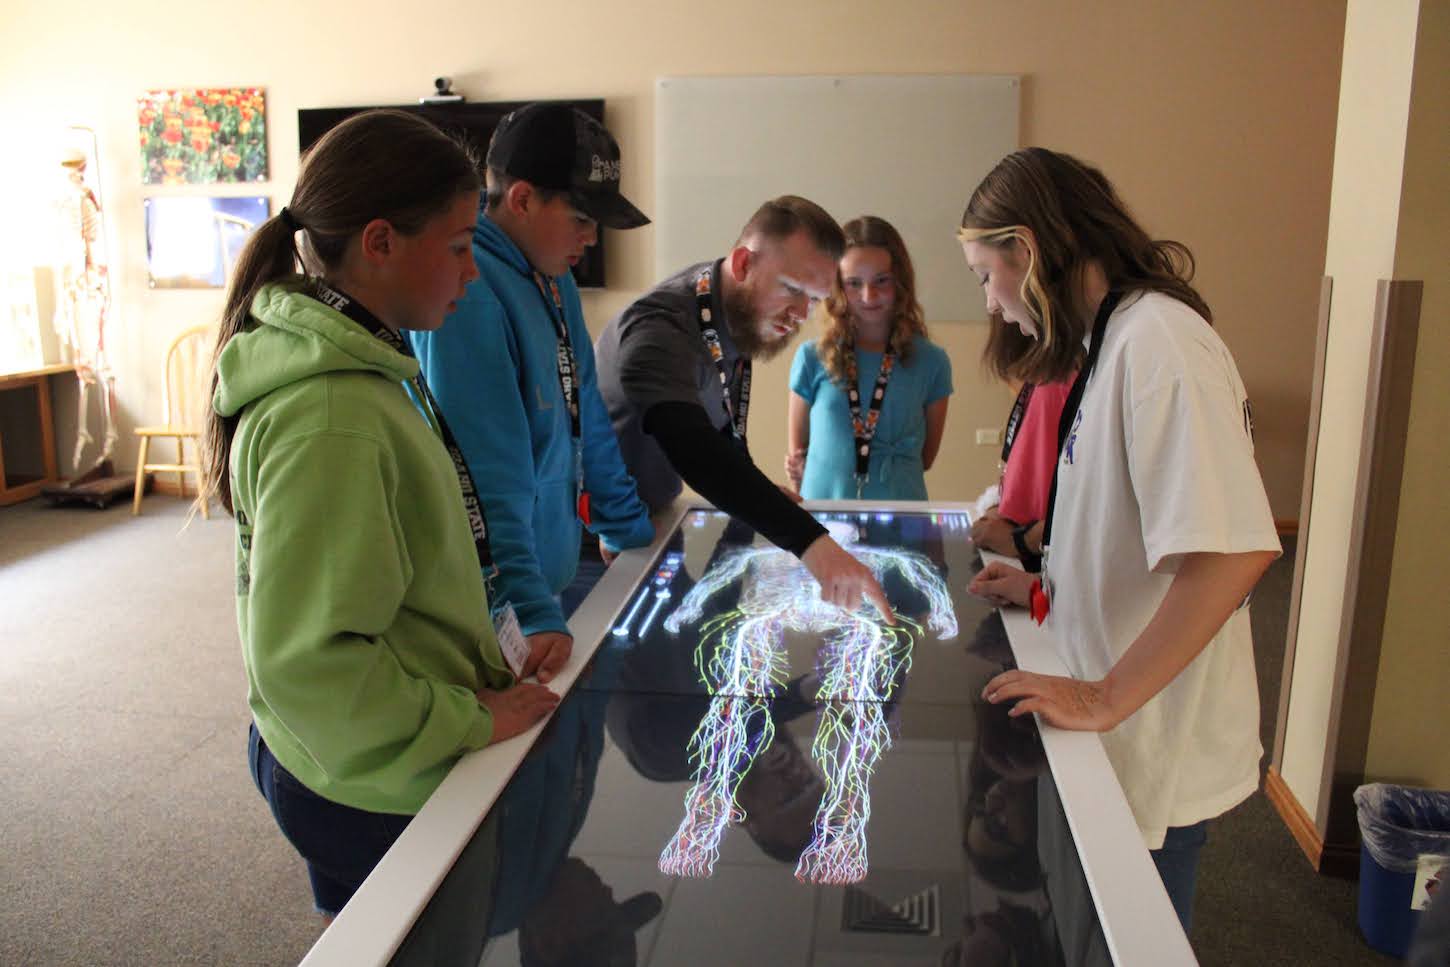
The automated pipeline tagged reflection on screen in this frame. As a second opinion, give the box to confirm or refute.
[461,508,1119,965]
[648,515,960,884]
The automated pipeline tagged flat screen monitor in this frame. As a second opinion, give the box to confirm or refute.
[297,99,608,288]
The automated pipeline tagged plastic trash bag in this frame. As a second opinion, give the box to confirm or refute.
[1355,783,1450,874]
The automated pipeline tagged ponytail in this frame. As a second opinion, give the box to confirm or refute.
[200,214,299,515]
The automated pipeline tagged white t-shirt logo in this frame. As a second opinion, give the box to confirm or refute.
[1064,409,1084,465]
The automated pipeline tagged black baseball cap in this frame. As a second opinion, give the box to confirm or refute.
[486,103,650,230]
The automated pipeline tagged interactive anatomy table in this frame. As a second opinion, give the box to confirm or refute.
[298,502,1195,967]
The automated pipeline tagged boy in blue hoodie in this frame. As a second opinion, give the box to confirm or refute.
[409,103,653,685]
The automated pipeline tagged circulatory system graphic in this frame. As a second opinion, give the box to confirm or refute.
[655,521,957,884]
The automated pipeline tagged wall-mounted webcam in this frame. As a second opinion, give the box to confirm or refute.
[421,76,463,104]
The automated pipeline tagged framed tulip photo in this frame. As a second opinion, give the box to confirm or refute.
[137,88,267,185]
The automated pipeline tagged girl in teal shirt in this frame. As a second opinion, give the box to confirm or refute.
[785,216,952,500]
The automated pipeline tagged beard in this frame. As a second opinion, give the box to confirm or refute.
[723,285,795,362]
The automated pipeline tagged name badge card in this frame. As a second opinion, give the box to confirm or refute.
[493,604,531,679]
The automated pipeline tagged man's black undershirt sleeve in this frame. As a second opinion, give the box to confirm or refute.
[643,401,827,557]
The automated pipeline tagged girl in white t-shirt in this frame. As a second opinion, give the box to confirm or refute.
[959,147,1280,931]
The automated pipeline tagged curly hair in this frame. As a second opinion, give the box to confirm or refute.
[817,215,929,386]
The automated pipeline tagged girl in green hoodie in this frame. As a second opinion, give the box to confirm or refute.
[203,109,558,920]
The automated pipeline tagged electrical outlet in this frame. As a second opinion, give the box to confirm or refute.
[975,428,1003,446]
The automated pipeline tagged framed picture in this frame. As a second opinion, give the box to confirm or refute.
[138,88,267,185]
[144,196,270,288]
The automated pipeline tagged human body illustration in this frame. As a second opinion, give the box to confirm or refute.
[54,145,117,476]
[658,521,956,882]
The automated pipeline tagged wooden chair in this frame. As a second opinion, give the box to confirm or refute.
[132,324,213,516]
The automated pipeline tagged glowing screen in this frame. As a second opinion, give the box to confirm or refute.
[468,505,1114,966]
[609,510,970,884]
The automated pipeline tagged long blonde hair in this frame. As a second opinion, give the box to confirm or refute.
[817,215,928,385]
[960,148,1210,383]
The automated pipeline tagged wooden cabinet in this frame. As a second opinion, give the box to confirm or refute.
[0,364,68,505]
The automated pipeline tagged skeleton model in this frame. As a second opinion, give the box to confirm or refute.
[657,521,957,883]
[54,145,117,474]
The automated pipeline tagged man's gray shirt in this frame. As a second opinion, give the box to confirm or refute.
[594,260,747,512]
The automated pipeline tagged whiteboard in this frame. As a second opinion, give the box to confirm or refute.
[655,75,1020,322]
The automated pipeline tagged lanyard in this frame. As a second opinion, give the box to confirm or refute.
[531,271,591,524]
[694,267,750,452]
[1000,381,1034,466]
[1041,290,1124,555]
[531,272,581,441]
[309,279,498,586]
[843,344,895,498]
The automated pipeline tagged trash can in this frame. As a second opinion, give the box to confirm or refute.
[1354,783,1450,958]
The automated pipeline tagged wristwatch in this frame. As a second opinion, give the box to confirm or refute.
[1012,522,1043,573]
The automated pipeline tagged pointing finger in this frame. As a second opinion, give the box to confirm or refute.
[864,581,895,624]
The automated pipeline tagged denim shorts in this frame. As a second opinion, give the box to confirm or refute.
[247,723,412,916]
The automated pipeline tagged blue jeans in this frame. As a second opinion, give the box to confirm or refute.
[248,725,503,965]
[1150,820,1209,932]
[248,723,411,915]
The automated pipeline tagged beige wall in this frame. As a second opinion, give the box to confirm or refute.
[1277,0,1450,817]
[1278,0,1422,817]
[1366,0,1450,790]
[0,0,1341,513]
